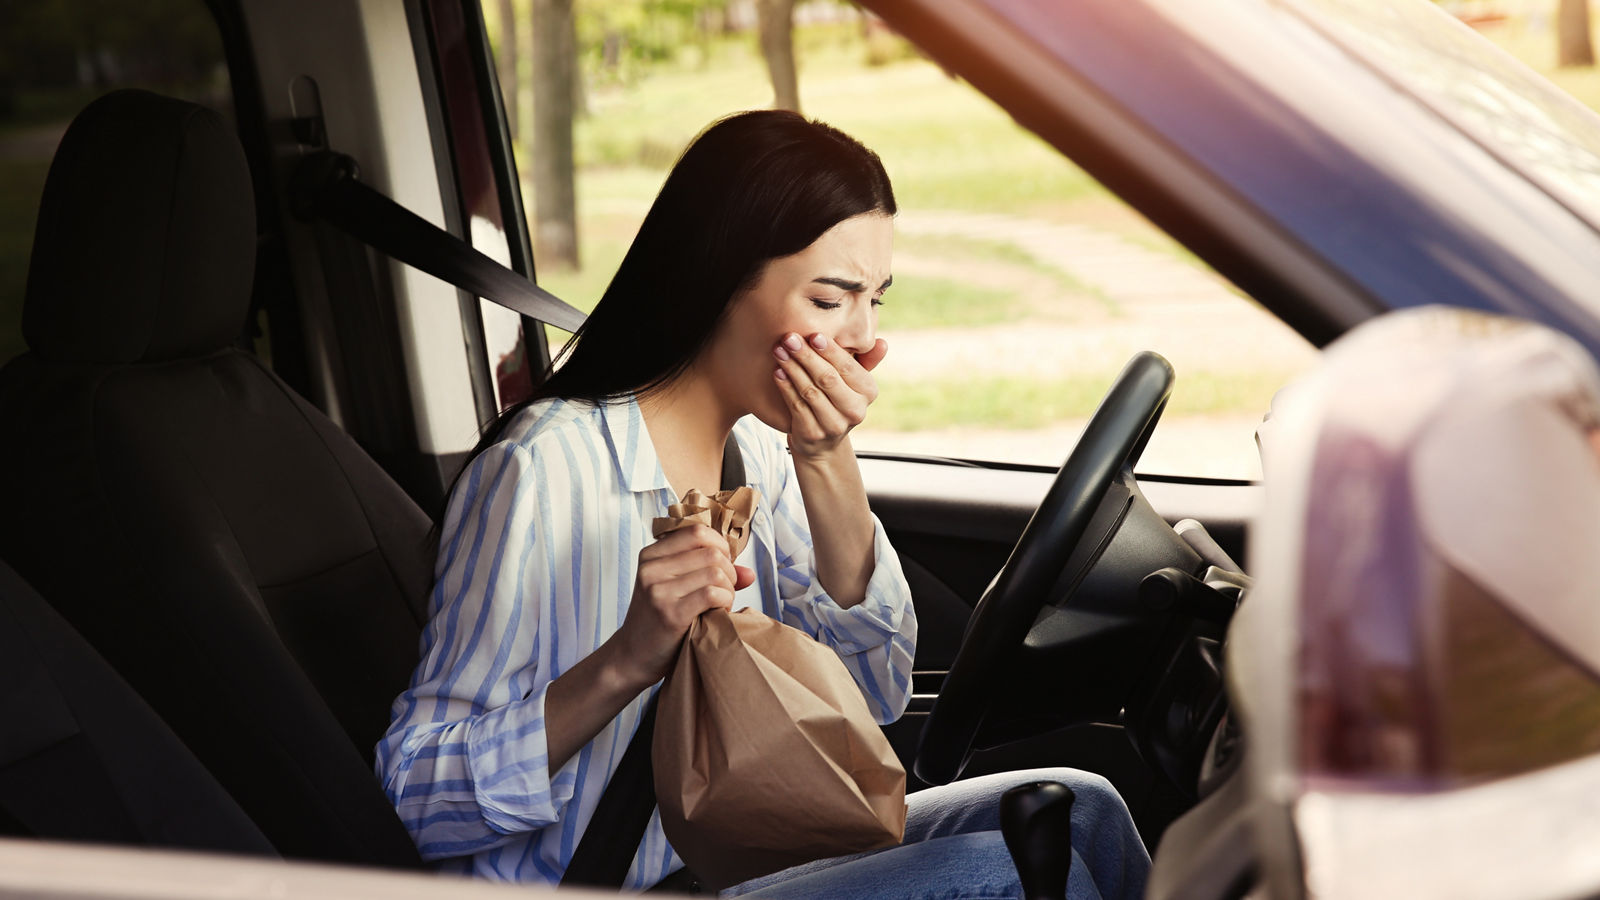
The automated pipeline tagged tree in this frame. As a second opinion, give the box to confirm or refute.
[494,0,518,143]
[1558,0,1595,68]
[530,0,580,269]
[756,0,799,113]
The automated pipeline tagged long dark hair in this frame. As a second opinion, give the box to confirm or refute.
[485,109,895,447]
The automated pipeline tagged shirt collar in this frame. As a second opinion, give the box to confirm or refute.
[599,395,672,494]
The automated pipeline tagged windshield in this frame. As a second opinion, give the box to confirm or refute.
[1287,0,1600,233]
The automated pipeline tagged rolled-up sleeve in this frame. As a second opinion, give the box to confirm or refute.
[374,441,576,860]
[765,440,918,725]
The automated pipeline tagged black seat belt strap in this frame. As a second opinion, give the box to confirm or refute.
[290,151,586,333]
[562,693,660,888]
[562,435,745,889]
[719,432,747,498]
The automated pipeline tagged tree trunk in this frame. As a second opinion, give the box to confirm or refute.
[757,0,800,113]
[495,0,518,143]
[567,7,587,118]
[530,0,579,269]
[1558,0,1596,68]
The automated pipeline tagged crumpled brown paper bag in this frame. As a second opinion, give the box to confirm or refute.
[652,487,759,556]
[648,490,907,889]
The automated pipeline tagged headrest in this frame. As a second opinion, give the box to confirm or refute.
[23,90,255,363]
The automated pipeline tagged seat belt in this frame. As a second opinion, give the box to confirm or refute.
[289,151,587,333]
[562,435,745,890]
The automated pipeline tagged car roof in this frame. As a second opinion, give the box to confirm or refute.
[863,0,1600,357]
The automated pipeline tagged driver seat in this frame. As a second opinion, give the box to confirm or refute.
[0,90,429,867]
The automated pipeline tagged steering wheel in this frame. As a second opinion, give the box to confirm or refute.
[914,351,1175,785]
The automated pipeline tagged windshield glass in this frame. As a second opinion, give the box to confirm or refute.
[1287,0,1600,231]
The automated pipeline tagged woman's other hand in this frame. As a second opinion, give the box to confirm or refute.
[774,331,888,459]
[613,524,756,689]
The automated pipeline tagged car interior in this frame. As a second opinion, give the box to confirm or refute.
[0,3,1284,897]
[7,1,1598,899]
[0,87,431,869]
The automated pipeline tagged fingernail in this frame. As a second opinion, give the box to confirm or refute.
[775,368,788,381]
[782,334,803,352]
[774,345,790,362]
[809,333,827,350]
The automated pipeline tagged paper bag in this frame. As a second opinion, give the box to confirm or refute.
[652,487,759,556]
[651,606,908,888]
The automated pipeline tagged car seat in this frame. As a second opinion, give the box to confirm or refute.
[0,89,429,868]
[1235,306,1600,899]
[0,558,276,856]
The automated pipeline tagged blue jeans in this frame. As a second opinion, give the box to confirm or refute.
[723,769,1151,900]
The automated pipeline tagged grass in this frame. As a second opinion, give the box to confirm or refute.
[538,257,1021,335]
[524,27,1108,237]
[399,18,1600,439]
[532,207,1056,337]
[876,273,1021,331]
[562,30,1104,215]
[898,233,1044,273]
[521,27,1294,432]
[868,370,1298,431]
[895,231,1116,314]
[6,13,1597,436]
[535,219,633,314]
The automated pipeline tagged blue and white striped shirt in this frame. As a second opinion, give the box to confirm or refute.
[374,396,917,889]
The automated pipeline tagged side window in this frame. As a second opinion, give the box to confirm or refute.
[422,0,548,424]
[859,180,1319,483]
[0,2,232,369]
[479,4,1317,480]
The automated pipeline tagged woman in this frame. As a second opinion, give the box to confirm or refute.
[376,110,1150,899]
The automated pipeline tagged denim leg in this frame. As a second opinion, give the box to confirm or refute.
[734,831,1107,900]
[723,768,1149,900]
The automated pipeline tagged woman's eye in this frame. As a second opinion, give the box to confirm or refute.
[871,297,884,307]
[809,298,842,310]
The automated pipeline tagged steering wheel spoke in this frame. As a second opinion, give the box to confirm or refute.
[914,352,1183,786]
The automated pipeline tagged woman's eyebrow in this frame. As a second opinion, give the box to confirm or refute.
[812,275,894,291]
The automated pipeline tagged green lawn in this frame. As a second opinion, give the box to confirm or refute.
[6,13,1598,439]
[531,27,1109,322]
[869,370,1299,432]
[894,232,1114,315]
[875,273,1021,331]
[562,31,1103,216]
[543,16,1600,437]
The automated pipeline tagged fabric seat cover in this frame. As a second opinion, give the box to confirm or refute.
[0,89,430,868]
[0,558,277,855]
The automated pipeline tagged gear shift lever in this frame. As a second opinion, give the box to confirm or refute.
[1001,781,1076,900]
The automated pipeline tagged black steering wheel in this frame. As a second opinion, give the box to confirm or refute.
[915,351,1175,785]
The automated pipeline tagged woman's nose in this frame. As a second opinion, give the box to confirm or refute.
[834,299,876,356]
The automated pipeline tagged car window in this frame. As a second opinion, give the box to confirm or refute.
[1289,0,1600,234]
[485,3,1318,481]
[0,1,232,371]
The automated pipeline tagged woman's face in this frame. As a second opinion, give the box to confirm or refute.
[704,212,894,432]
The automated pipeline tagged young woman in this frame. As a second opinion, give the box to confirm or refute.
[376,110,1150,900]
